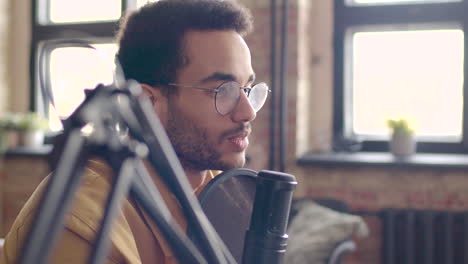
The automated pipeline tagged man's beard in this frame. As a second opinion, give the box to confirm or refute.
[166,103,246,171]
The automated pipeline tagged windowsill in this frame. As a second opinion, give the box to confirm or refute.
[3,145,53,157]
[298,151,468,169]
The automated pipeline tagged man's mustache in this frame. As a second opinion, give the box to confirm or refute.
[219,123,251,143]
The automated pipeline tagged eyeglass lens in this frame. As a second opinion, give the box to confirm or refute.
[215,81,269,115]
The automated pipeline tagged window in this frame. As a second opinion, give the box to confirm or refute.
[334,0,467,153]
[32,0,159,131]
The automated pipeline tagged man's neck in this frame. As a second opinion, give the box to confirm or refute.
[183,168,208,192]
[144,160,207,193]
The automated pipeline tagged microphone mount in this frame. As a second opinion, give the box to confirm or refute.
[19,80,234,264]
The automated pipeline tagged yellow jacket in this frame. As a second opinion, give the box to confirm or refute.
[1,159,217,264]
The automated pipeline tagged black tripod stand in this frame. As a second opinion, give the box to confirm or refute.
[18,80,235,264]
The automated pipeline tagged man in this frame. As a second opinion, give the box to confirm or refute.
[1,0,270,263]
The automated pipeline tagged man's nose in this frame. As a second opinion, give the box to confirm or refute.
[231,91,256,123]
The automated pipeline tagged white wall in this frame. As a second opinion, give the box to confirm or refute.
[8,0,31,113]
[0,0,31,114]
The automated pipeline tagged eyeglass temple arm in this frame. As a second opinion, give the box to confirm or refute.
[168,83,217,92]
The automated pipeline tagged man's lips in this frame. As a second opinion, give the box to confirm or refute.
[226,130,250,151]
[226,130,250,140]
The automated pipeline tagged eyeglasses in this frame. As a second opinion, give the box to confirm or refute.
[168,81,270,115]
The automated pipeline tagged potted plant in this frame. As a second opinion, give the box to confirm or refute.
[0,113,22,150]
[0,112,49,149]
[387,118,416,157]
[16,112,49,147]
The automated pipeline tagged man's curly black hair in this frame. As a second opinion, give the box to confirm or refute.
[116,0,253,93]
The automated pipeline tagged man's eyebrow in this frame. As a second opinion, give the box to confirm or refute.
[199,72,237,83]
[199,72,256,84]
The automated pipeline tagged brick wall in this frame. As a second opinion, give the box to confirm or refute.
[290,166,468,263]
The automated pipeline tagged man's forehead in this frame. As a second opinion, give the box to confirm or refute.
[179,30,254,85]
[182,30,250,59]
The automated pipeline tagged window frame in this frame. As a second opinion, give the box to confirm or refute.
[333,0,468,153]
[30,0,139,124]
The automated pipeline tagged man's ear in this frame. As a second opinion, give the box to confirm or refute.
[140,83,169,126]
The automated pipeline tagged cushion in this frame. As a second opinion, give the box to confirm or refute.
[284,200,368,264]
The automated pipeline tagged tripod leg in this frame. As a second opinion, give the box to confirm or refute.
[19,130,89,264]
[88,157,135,264]
[121,85,234,263]
[130,159,207,264]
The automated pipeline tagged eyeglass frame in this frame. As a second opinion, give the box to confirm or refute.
[167,81,270,115]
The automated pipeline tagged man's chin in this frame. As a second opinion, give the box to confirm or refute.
[219,153,246,170]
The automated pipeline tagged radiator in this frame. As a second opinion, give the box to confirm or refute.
[381,208,468,264]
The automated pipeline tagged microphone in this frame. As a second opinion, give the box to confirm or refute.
[242,170,297,264]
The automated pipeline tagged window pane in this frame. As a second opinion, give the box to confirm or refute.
[48,44,117,131]
[350,28,464,139]
[49,0,121,23]
[348,0,461,6]
[137,0,159,8]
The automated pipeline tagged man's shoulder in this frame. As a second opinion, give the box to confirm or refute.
[64,160,114,239]
[1,162,117,263]
[6,161,113,241]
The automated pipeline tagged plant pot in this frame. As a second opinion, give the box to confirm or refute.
[1,130,20,150]
[18,130,45,148]
[389,132,416,157]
